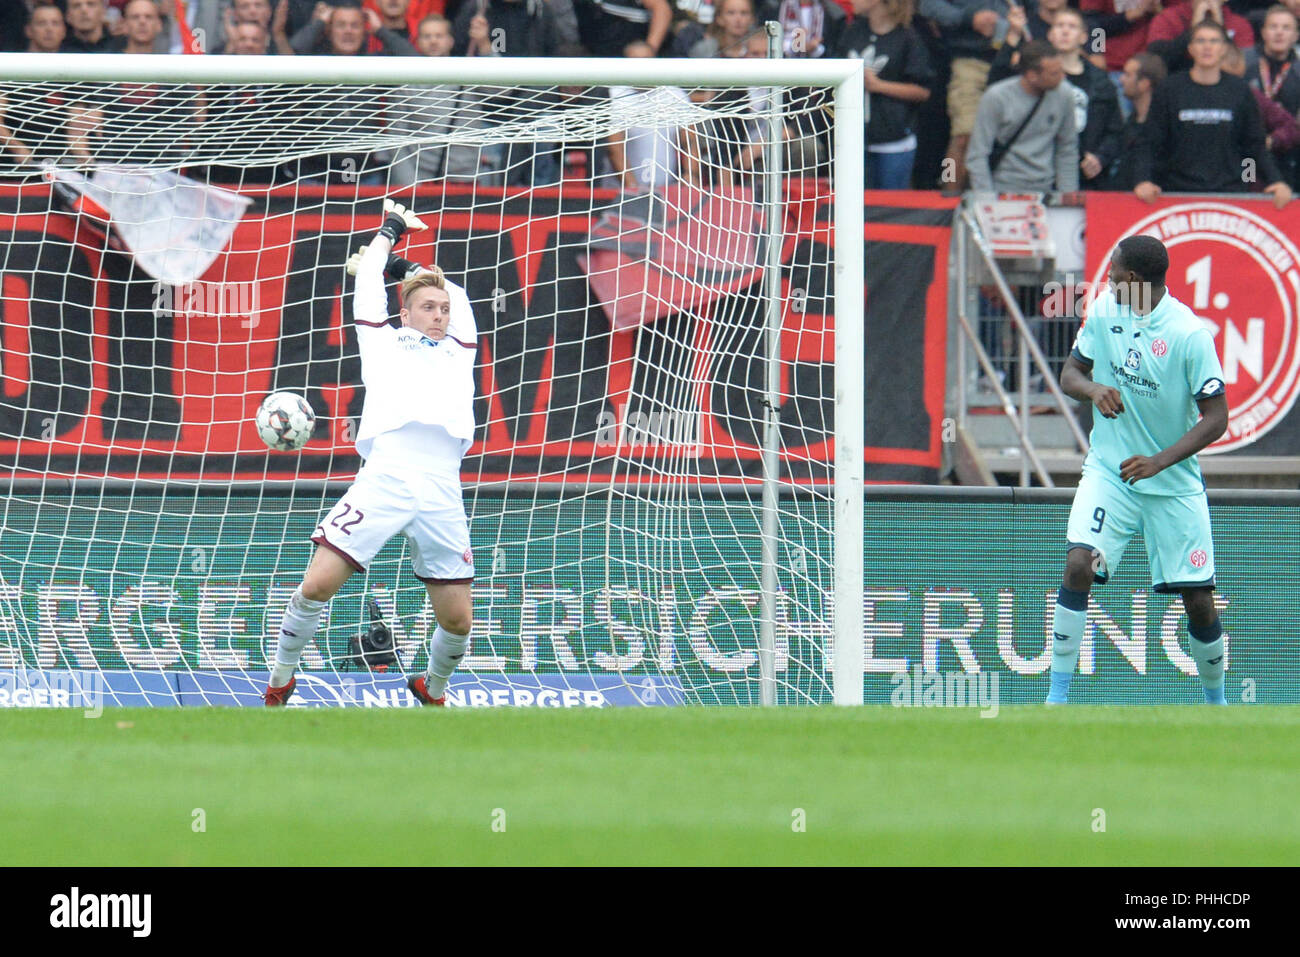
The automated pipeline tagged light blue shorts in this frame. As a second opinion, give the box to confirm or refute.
[1066,465,1216,593]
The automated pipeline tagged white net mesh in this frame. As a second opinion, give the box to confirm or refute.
[0,61,849,707]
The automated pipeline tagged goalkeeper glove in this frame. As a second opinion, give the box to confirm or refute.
[375,197,427,246]
[384,254,423,282]
[344,245,423,282]
[345,244,367,277]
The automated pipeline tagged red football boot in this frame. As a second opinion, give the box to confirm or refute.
[264,676,296,707]
[407,675,446,706]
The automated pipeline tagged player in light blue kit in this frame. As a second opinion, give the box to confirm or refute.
[1049,235,1230,704]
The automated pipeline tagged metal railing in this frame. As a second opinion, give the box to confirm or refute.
[953,199,1089,486]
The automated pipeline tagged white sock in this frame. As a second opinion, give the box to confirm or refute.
[269,587,327,687]
[1047,590,1088,703]
[424,625,469,698]
[1050,604,1086,676]
[1189,630,1225,691]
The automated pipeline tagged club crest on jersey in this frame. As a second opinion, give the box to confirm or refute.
[1151,338,1168,357]
[1189,549,1208,569]
[1124,348,1141,371]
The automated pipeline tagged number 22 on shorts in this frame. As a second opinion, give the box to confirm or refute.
[330,503,365,535]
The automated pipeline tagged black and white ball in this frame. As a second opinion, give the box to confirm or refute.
[255,392,316,451]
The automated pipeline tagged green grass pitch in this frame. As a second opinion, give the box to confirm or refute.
[2,706,1298,866]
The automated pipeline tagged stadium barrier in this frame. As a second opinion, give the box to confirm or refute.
[1,485,1295,707]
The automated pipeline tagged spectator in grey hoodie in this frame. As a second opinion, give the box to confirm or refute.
[388,14,503,185]
[966,38,1079,192]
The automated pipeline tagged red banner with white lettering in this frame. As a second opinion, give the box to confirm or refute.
[1085,194,1300,454]
[0,185,951,483]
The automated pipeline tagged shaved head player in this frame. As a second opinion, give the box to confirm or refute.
[1050,234,1230,705]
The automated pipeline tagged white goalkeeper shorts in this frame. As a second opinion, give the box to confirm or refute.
[310,465,474,584]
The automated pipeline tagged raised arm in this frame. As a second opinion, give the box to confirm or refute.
[67,104,104,165]
[643,0,673,54]
[272,0,295,55]
[289,15,326,55]
[353,237,393,329]
[0,94,34,167]
[350,199,429,332]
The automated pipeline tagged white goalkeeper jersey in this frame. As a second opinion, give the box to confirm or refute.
[351,243,477,471]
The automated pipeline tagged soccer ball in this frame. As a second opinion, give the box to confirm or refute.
[255,392,316,451]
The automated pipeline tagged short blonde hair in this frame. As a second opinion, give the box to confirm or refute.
[400,266,446,305]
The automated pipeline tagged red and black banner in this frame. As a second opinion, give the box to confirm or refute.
[0,184,953,483]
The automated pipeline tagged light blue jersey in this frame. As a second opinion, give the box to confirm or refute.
[1071,289,1226,496]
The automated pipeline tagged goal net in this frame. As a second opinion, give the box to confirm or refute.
[0,52,863,708]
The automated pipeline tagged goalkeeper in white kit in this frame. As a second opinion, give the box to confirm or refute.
[265,200,478,707]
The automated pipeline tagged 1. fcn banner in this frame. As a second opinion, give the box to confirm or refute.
[1084,193,1300,455]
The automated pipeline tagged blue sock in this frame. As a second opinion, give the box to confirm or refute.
[1189,618,1226,705]
[1047,586,1089,704]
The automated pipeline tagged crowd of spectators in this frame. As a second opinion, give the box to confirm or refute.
[2,0,1300,204]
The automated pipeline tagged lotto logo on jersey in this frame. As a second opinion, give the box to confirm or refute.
[1190,549,1208,569]
[1089,199,1300,453]
[1124,348,1141,371]
[462,548,473,565]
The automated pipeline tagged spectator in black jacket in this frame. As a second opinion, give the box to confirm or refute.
[453,0,558,56]
[1134,19,1293,207]
[0,1,24,52]
[1109,51,1165,189]
[574,0,673,56]
[1024,0,1067,39]
[62,0,117,52]
[1048,7,1122,188]
[925,0,1019,191]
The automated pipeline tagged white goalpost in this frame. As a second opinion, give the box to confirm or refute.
[0,50,863,707]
